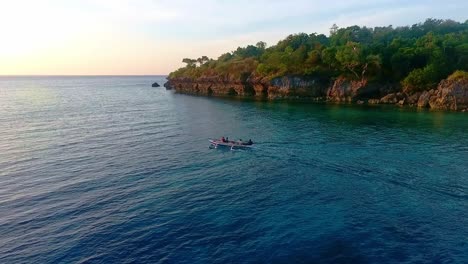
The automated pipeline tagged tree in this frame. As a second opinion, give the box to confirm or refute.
[402,64,438,93]
[306,50,321,66]
[335,41,381,80]
[322,47,338,69]
[201,56,209,63]
[361,54,382,79]
[335,41,363,79]
[218,52,233,62]
[256,41,267,50]
[169,18,468,85]
[330,24,339,36]
[182,58,197,67]
[196,56,210,66]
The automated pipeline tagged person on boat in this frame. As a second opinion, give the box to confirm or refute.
[247,139,253,145]
[237,139,243,145]
[221,136,226,142]
[225,137,229,143]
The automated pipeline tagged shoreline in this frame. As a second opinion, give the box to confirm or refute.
[171,91,468,113]
[164,75,468,112]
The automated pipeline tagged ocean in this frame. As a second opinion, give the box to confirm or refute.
[0,76,467,263]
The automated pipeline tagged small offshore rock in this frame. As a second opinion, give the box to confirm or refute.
[152,82,160,87]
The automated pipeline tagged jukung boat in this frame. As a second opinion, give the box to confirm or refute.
[209,139,254,150]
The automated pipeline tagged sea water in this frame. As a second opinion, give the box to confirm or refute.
[0,76,467,263]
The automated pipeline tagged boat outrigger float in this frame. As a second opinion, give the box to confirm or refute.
[209,139,254,150]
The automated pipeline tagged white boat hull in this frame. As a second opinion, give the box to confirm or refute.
[209,140,253,150]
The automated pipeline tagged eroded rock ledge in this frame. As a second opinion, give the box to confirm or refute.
[164,76,468,112]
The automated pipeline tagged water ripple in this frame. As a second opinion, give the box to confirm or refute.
[0,76,467,263]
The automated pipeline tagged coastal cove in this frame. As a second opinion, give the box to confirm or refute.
[1,76,467,263]
[166,19,468,112]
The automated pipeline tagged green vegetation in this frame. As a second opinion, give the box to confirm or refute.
[169,19,468,93]
[447,70,468,81]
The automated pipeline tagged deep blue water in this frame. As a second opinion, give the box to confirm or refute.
[0,76,467,263]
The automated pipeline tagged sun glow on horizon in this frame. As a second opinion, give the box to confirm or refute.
[0,1,182,75]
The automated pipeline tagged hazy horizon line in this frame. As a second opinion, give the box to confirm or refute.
[0,74,169,77]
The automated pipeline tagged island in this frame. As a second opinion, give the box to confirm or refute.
[165,19,468,111]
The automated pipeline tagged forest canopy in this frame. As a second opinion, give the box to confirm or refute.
[168,19,468,93]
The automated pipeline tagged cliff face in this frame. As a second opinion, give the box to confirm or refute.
[422,78,468,111]
[164,75,468,111]
[266,76,327,99]
[165,76,385,101]
[164,76,259,96]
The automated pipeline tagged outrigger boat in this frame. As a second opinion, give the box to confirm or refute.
[209,139,254,150]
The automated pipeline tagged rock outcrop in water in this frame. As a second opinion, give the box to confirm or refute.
[164,74,468,111]
[420,78,468,111]
[152,82,160,87]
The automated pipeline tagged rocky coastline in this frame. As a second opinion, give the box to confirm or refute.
[164,75,468,112]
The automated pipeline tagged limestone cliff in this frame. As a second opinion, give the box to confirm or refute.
[164,76,381,101]
[164,75,468,111]
[417,78,468,111]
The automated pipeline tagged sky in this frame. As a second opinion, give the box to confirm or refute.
[0,0,466,75]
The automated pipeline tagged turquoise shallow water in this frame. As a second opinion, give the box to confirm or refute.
[0,76,467,263]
